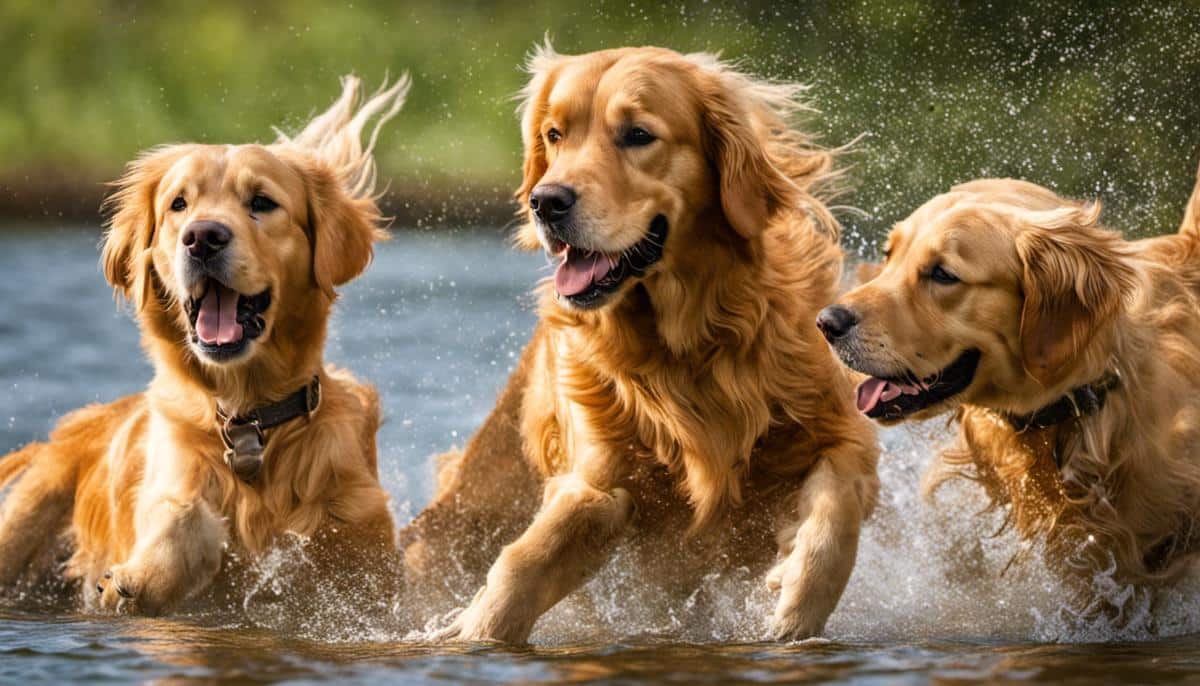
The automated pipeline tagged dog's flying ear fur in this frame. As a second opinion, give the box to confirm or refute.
[1014,201,1137,387]
[102,145,193,310]
[274,74,404,299]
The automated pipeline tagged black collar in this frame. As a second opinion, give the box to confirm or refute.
[216,376,322,483]
[1003,371,1120,434]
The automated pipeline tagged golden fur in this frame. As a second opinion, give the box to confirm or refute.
[402,45,878,643]
[0,76,407,614]
[827,170,1200,614]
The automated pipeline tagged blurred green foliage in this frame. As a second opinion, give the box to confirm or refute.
[2,0,1199,246]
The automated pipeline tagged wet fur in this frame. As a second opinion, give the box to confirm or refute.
[834,169,1200,616]
[402,46,878,643]
[0,76,407,615]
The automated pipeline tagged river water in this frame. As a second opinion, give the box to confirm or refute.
[0,226,1197,684]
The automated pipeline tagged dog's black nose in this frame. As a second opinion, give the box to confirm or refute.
[816,305,859,343]
[529,184,576,223]
[182,221,232,260]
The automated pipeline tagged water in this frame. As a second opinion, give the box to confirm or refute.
[1,226,1198,683]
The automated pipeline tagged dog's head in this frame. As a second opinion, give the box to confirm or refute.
[102,76,406,372]
[514,44,834,311]
[820,179,1137,424]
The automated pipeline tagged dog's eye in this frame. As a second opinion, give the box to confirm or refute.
[170,196,187,212]
[249,194,278,214]
[621,127,656,147]
[930,265,960,285]
[545,128,562,144]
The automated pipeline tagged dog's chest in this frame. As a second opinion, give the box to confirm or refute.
[552,347,770,473]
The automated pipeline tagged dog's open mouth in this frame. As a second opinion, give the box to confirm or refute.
[549,215,668,308]
[184,279,271,360]
[856,349,981,420]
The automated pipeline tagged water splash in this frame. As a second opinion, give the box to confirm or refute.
[123,415,1200,647]
[391,420,1200,646]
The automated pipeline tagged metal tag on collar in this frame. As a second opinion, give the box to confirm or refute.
[221,416,265,483]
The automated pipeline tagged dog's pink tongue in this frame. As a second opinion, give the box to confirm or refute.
[857,378,925,413]
[195,284,243,345]
[554,250,614,296]
[856,378,888,414]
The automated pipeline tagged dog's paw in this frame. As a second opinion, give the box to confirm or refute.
[429,614,466,641]
[95,566,139,613]
[428,585,528,643]
[768,595,824,642]
[429,586,490,642]
[763,614,820,642]
[95,562,170,615]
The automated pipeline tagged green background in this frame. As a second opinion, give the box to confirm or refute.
[3,1,1198,250]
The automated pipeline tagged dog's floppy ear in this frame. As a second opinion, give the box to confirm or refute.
[699,83,796,238]
[1014,201,1136,386]
[297,158,385,300]
[693,64,813,239]
[102,145,189,310]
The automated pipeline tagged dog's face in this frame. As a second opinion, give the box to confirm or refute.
[515,46,802,310]
[820,180,1136,424]
[102,143,377,368]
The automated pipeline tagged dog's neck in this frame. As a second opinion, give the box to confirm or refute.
[971,321,1128,470]
[1000,371,1121,438]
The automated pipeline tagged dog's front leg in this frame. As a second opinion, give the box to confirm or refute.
[95,489,225,615]
[435,470,633,643]
[766,456,875,640]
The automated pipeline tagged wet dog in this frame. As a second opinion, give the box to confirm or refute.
[821,173,1200,613]
[0,76,407,615]
[402,45,878,642]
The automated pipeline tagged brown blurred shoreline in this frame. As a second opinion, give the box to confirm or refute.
[0,171,520,229]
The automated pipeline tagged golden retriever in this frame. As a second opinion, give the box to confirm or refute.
[821,171,1200,613]
[0,76,407,615]
[401,45,879,643]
